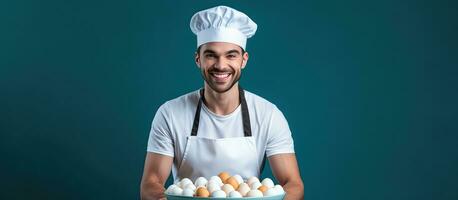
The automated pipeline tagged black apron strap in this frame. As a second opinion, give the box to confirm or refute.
[190,89,204,136]
[239,86,252,137]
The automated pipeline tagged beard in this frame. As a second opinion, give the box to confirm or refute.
[201,65,242,93]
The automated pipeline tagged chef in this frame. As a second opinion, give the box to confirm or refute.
[140,5,304,200]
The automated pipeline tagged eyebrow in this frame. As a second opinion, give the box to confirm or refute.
[203,49,241,55]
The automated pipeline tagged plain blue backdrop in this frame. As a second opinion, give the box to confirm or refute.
[1,0,457,199]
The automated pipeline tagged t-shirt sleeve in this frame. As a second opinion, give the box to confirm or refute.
[265,106,295,157]
[147,103,174,157]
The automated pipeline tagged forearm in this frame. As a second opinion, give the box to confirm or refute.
[140,153,173,200]
[283,180,304,200]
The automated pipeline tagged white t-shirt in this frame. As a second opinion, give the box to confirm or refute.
[147,89,295,176]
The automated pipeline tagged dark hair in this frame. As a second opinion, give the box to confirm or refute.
[196,45,245,55]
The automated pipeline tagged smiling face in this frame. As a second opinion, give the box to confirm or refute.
[195,42,249,93]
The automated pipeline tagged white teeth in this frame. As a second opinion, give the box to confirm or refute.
[213,73,230,78]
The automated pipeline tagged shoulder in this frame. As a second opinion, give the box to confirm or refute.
[244,90,279,112]
[243,90,283,123]
[158,89,200,114]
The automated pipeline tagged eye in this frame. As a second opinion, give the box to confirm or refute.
[205,54,216,58]
[227,54,237,58]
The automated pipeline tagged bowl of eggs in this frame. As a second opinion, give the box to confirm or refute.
[165,172,285,200]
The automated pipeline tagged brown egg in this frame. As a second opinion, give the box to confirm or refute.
[226,177,239,190]
[218,172,231,183]
[258,185,268,193]
[195,187,210,197]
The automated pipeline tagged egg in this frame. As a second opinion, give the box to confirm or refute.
[226,177,239,189]
[211,190,227,198]
[232,174,244,184]
[250,181,263,190]
[209,176,223,185]
[247,176,260,186]
[165,184,179,194]
[182,188,194,197]
[263,188,278,196]
[228,190,243,198]
[194,177,208,187]
[183,183,196,191]
[222,184,235,194]
[246,189,264,197]
[274,184,285,194]
[238,182,249,188]
[258,185,268,193]
[261,178,275,188]
[237,183,251,196]
[195,187,210,197]
[179,178,193,188]
[218,172,231,183]
[207,179,219,186]
[207,182,221,193]
[170,187,183,195]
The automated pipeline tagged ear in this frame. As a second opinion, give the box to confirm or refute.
[241,51,249,69]
[194,52,201,68]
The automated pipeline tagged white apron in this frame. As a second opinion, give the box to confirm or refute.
[175,86,265,181]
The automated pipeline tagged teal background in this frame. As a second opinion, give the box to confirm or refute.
[1,0,457,199]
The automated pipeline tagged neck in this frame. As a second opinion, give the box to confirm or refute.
[203,83,240,115]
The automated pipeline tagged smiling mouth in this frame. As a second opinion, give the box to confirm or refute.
[210,72,232,83]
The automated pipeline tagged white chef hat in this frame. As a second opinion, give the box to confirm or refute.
[190,5,257,50]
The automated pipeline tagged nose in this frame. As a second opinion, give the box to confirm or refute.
[214,57,227,70]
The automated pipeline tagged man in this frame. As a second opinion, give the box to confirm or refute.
[140,5,304,200]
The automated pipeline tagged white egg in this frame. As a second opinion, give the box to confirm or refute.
[261,178,275,188]
[165,184,179,194]
[209,176,223,184]
[221,184,235,194]
[228,190,243,198]
[237,183,251,196]
[232,174,244,184]
[183,183,196,191]
[208,179,223,187]
[238,182,249,188]
[170,187,183,195]
[194,177,208,187]
[207,183,221,193]
[182,188,194,197]
[211,190,227,198]
[250,181,263,190]
[247,176,260,186]
[263,188,278,196]
[179,178,193,188]
[246,189,264,197]
[274,184,285,194]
